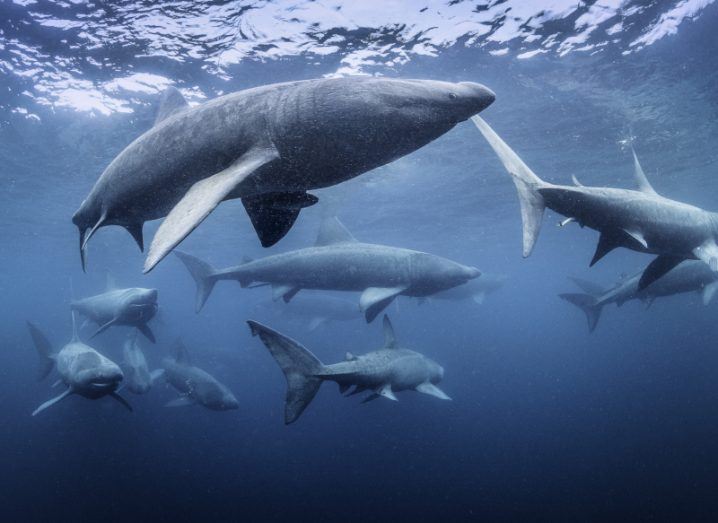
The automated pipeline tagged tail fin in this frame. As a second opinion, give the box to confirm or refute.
[472,115,546,257]
[247,320,324,424]
[559,293,604,333]
[174,251,218,312]
[26,322,55,381]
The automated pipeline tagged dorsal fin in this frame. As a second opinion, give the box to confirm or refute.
[70,311,79,343]
[632,147,658,196]
[106,273,117,291]
[315,216,357,247]
[571,174,584,187]
[382,315,397,349]
[155,87,189,126]
[172,339,191,365]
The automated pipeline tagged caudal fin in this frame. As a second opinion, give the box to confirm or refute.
[174,251,218,312]
[26,322,55,381]
[247,320,324,424]
[472,116,547,257]
[559,293,604,333]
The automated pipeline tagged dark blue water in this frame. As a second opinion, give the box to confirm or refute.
[2,1,718,521]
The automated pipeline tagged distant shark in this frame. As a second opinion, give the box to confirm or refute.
[121,333,162,394]
[248,315,450,424]
[156,341,238,411]
[176,216,480,323]
[255,293,361,331]
[560,260,718,332]
[73,77,495,272]
[26,314,131,416]
[71,278,158,343]
[473,116,718,290]
[418,273,507,305]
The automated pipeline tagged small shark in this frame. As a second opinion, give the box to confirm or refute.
[418,273,507,305]
[73,77,495,272]
[157,341,238,411]
[247,315,450,424]
[176,216,480,323]
[473,116,718,290]
[121,333,162,394]
[254,293,360,331]
[26,314,132,416]
[71,278,158,343]
[560,260,718,332]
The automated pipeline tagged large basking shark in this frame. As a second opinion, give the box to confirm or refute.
[71,280,158,343]
[156,341,239,411]
[73,77,495,273]
[248,315,450,424]
[176,216,481,322]
[560,260,718,332]
[26,315,132,416]
[473,116,718,290]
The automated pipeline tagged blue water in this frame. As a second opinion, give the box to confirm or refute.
[2,1,718,520]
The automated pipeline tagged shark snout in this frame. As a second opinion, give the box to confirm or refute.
[466,266,482,280]
[457,82,495,117]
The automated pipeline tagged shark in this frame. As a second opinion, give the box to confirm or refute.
[73,77,495,273]
[254,293,361,331]
[121,333,162,394]
[560,260,718,332]
[418,273,507,305]
[26,314,132,416]
[156,341,239,411]
[175,216,480,323]
[473,115,718,290]
[247,315,450,424]
[71,278,158,343]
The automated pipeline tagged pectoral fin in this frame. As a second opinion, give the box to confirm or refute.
[165,396,195,408]
[376,384,398,401]
[150,369,165,383]
[638,255,685,290]
[90,317,119,339]
[272,284,301,303]
[144,145,280,273]
[243,192,318,248]
[359,286,409,323]
[137,323,156,344]
[32,388,72,416]
[110,392,133,412]
[416,382,451,400]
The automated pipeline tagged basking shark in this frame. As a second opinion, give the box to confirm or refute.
[71,280,158,343]
[255,293,360,331]
[73,77,495,273]
[176,216,480,322]
[248,315,450,424]
[157,341,239,411]
[473,116,718,290]
[121,334,162,394]
[560,260,718,332]
[26,315,131,416]
[418,273,507,305]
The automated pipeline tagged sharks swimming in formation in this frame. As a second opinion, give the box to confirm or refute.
[473,116,718,291]
[73,77,495,273]
[175,216,480,323]
[248,315,450,424]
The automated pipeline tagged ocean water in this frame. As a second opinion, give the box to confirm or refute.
[2,1,718,521]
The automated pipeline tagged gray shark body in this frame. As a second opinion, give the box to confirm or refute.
[121,335,161,394]
[561,260,718,332]
[421,273,507,305]
[26,316,131,415]
[473,116,718,290]
[159,342,238,411]
[71,286,158,343]
[248,315,450,424]
[176,217,480,323]
[73,77,495,273]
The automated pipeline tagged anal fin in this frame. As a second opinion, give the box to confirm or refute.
[90,317,119,339]
[32,388,72,416]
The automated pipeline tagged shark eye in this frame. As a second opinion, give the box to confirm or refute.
[448,93,458,100]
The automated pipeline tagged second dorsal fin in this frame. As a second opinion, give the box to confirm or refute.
[155,87,189,126]
[632,147,658,196]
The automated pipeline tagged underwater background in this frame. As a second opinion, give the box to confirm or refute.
[2,1,718,521]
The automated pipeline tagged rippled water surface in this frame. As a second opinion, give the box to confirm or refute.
[2,1,718,521]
